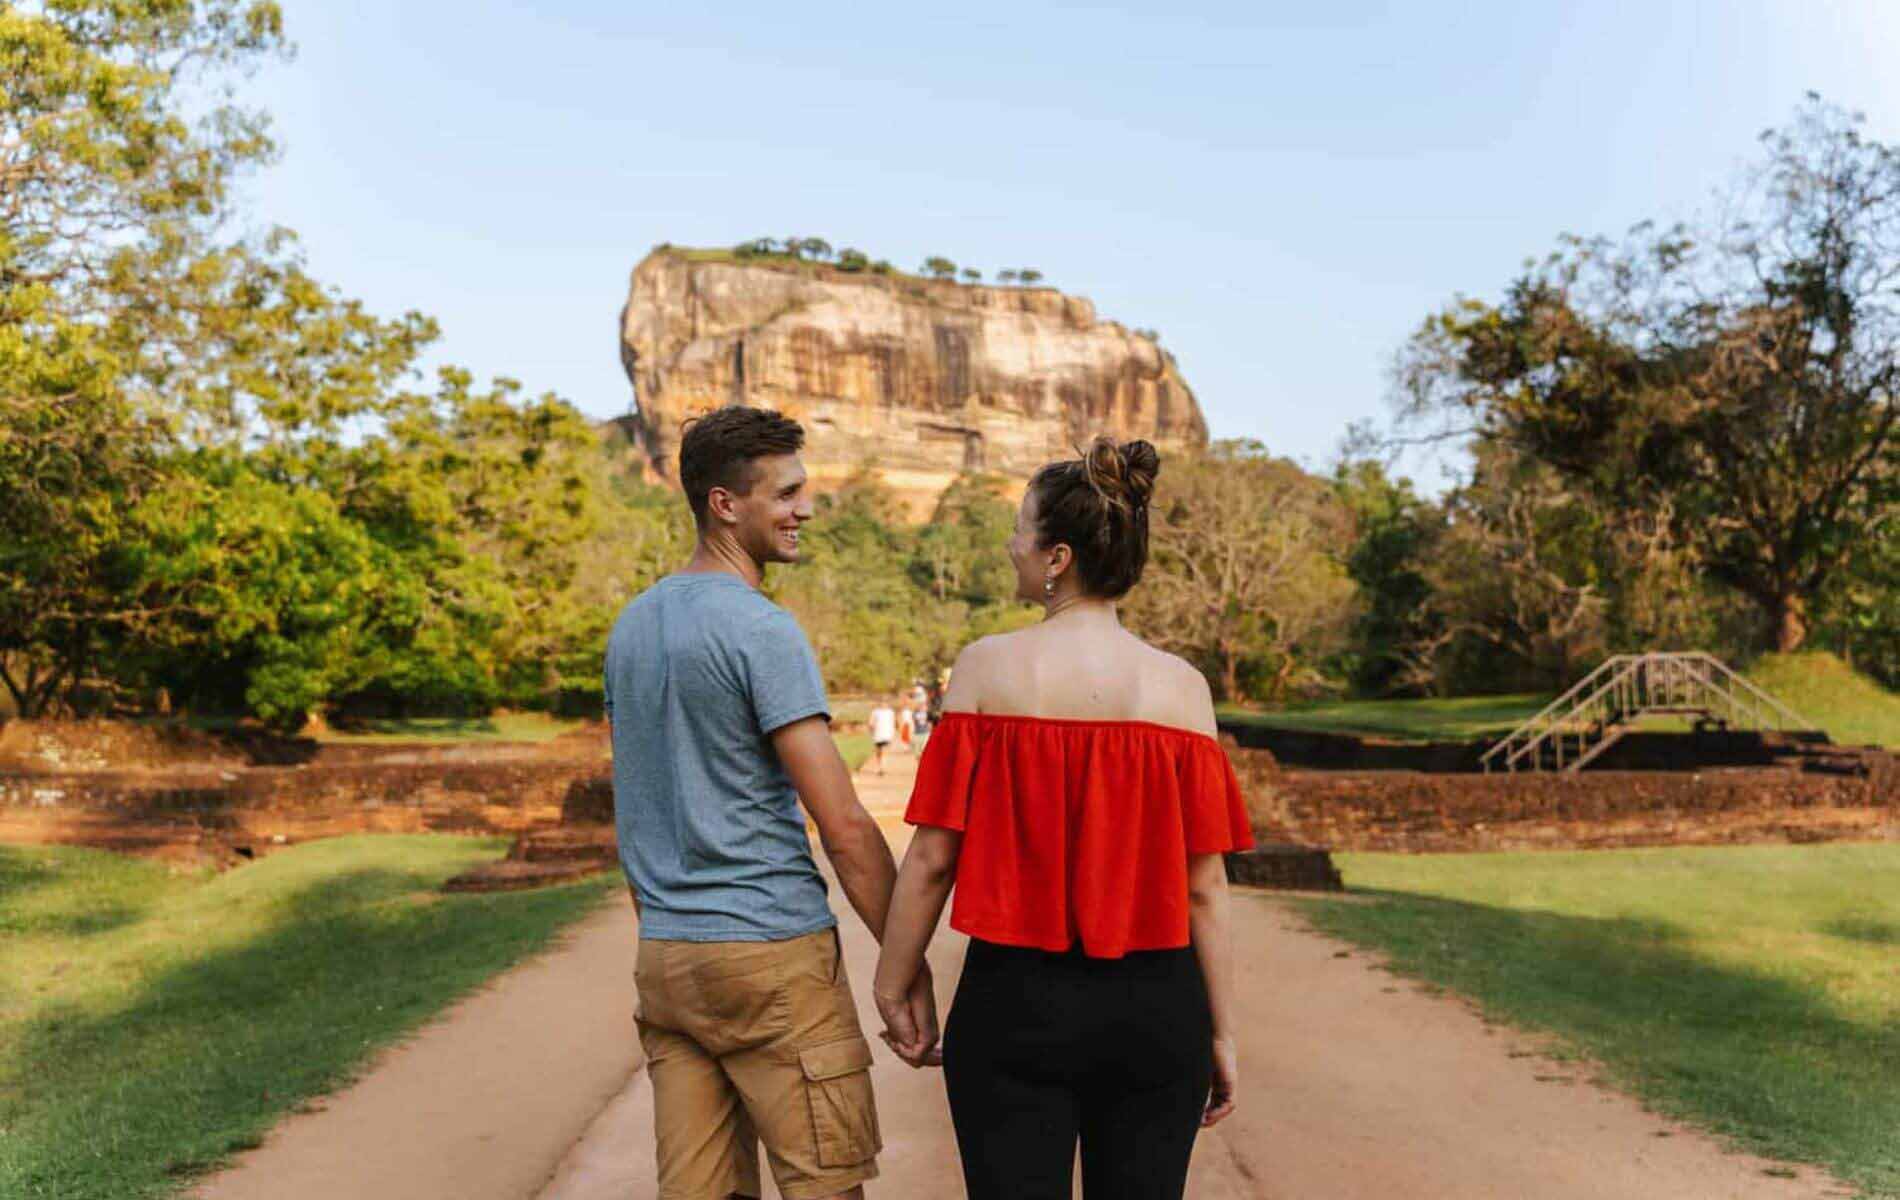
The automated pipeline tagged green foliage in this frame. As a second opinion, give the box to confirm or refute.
[1398,97,1899,655]
[1332,461,1440,695]
[1124,441,1357,702]
[761,468,1032,695]
[0,2,693,724]
[920,256,957,280]
[909,473,1017,608]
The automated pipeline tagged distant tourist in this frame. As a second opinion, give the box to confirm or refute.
[911,688,933,752]
[873,437,1253,1198]
[603,406,935,1200]
[868,700,897,774]
[898,702,916,751]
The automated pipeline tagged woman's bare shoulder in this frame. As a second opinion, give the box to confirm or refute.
[1138,643,1218,736]
[943,632,1016,710]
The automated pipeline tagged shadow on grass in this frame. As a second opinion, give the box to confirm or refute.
[1823,916,1900,947]
[0,856,611,1200]
[0,846,166,939]
[1294,889,1900,1197]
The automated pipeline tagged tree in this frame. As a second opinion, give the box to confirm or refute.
[836,247,869,272]
[0,0,290,715]
[800,237,832,261]
[1398,98,1899,653]
[1332,460,1442,695]
[870,260,894,275]
[1412,443,1610,692]
[1017,269,1043,285]
[921,257,957,280]
[1124,442,1357,701]
[961,268,981,282]
[997,270,1018,284]
[910,473,1017,608]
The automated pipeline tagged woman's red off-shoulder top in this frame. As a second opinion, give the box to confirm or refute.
[903,711,1255,959]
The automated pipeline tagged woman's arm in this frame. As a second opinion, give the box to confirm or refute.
[872,826,962,1066]
[1188,851,1239,1124]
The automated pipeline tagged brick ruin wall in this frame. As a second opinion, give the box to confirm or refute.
[2,723,1893,869]
[1227,747,1899,855]
[0,751,614,869]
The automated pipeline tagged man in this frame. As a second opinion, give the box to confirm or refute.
[605,405,937,1200]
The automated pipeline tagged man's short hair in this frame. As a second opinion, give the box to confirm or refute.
[678,406,806,523]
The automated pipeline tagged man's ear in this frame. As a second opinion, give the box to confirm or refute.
[705,485,739,526]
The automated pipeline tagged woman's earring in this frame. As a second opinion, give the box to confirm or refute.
[1043,576,1056,598]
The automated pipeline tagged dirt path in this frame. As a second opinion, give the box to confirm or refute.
[196,742,1852,1199]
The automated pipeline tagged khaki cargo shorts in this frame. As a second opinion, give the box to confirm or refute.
[634,926,882,1199]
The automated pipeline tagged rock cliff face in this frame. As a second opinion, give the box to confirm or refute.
[616,250,1208,518]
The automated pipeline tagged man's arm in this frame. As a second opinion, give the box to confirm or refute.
[772,716,899,941]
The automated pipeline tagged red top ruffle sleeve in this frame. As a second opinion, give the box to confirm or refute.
[904,711,1256,958]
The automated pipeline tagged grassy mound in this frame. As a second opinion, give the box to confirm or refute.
[0,837,615,1200]
[1745,651,1900,748]
[1217,694,1549,742]
[1301,844,1900,1196]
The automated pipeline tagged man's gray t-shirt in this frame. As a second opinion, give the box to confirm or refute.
[604,573,835,942]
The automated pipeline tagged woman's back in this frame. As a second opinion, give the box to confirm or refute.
[948,610,1216,737]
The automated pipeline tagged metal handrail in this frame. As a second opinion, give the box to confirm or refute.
[1483,651,1820,774]
[1500,656,1646,772]
[1479,654,1634,770]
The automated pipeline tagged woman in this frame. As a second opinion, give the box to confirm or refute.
[872,437,1253,1199]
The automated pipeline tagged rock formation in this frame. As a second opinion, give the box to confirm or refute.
[615,249,1209,518]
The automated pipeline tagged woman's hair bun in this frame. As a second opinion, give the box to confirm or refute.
[1030,436,1163,599]
[1081,435,1159,513]
[1119,439,1159,507]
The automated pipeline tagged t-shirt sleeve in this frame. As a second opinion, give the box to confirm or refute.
[736,608,831,735]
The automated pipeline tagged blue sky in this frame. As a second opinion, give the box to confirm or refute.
[244,1,1900,490]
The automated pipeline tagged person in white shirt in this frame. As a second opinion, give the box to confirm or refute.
[868,701,897,775]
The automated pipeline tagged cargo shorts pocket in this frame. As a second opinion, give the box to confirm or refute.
[798,1036,881,1167]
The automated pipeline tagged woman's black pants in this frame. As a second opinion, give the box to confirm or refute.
[942,938,1213,1199]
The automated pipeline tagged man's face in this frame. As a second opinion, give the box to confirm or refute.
[726,453,814,565]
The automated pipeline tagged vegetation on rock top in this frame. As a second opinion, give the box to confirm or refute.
[654,238,1048,289]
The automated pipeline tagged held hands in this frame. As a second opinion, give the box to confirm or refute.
[873,965,943,1068]
[1202,1033,1238,1126]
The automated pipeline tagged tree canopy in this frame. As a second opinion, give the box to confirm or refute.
[1398,97,1899,653]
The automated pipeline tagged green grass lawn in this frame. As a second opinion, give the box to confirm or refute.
[1747,652,1900,749]
[1294,845,1900,1197]
[314,712,586,743]
[834,732,874,773]
[1217,693,1550,741]
[0,837,616,1200]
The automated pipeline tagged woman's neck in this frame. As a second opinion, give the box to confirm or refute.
[1042,593,1119,626]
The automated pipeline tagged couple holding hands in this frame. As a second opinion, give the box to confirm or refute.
[605,406,1253,1200]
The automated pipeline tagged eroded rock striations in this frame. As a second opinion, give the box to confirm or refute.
[615,249,1209,517]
